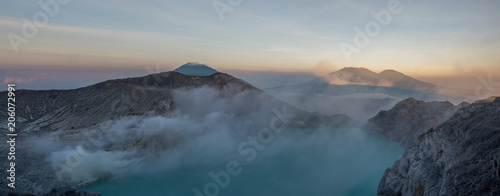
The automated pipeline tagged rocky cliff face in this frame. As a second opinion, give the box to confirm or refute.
[378,97,500,195]
[365,97,469,147]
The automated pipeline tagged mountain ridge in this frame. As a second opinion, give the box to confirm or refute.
[323,67,438,93]
[0,71,257,133]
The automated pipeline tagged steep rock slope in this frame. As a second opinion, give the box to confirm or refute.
[378,97,500,195]
[0,71,263,133]
[365,97,469,147]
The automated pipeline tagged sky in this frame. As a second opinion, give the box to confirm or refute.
[0,0,499,90]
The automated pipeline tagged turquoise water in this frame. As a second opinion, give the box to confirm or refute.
[82,128,403,196]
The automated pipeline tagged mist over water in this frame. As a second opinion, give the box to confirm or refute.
[81,127,403,196]
[268,91,399,125]
[31,87,403,195]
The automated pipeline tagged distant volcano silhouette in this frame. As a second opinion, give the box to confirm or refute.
[173,62,218,76]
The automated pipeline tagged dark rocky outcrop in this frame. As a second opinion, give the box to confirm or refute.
[365,97,469,147]
[377,96,500,195]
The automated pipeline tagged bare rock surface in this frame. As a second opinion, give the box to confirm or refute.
[377,96,500,195]
[365,97,469,147]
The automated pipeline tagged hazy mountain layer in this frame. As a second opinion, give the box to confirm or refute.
[269,67,466,102]
[323,67,437,92]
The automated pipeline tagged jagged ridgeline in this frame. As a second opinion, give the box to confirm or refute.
[371,96,500,195]
[365,97,470,147]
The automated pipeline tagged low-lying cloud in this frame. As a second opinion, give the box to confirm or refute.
[27,86,403,195]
